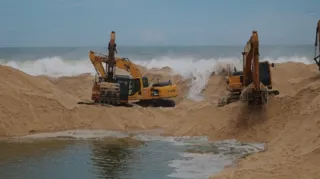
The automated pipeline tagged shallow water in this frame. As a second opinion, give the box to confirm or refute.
[0,130,264,179]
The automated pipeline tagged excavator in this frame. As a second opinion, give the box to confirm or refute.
[87,31,178,107]
[218,31,279,107]
[314,20,320,70]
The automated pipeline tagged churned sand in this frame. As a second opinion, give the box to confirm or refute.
[1,62,320,179]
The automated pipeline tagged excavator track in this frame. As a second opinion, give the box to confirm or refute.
[135,99,176,108]
[218,88,278,107]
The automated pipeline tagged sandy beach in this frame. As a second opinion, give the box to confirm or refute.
[1,61,320,178]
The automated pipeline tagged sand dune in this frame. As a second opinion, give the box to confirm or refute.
[1,61,320,178]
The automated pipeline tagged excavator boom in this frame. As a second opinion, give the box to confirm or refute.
[240,30,268,106]
[89,31,117,81]
[314,20,320,70]
[113,57,143,79]
[89,51,108,78]
[106,31,117,82]
[243,31,260,91]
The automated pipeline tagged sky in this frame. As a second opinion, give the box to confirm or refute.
[0,0,319,47]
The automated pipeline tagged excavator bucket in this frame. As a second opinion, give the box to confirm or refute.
[314,20,320,70]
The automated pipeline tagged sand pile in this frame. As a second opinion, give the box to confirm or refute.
[147,62,320,179]
[209,73,320,179]
[0,64,187,137]
[45,73,93,100]
[0,65,81,136]
[271,62,319,95]
[204,63,320,179]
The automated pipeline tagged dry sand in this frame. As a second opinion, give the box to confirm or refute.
[1,62,320,178]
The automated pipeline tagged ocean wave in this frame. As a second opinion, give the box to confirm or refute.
[0,55,312,101]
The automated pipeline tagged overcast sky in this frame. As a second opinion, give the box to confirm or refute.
[0,0,319,47]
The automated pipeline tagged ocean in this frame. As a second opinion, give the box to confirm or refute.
[0,45,315,100]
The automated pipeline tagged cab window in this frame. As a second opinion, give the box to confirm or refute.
[142,77,149,87]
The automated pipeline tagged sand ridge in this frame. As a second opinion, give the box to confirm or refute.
[1,62,320,178]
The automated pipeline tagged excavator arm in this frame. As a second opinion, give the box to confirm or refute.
[89,51,143,79]
[89,31,117,81]
[89,51,108,78]
[240,30,269,106]
[114,58,143,78]
[314,20,320,70]
[89,31,118,82]
[242,31,260,91]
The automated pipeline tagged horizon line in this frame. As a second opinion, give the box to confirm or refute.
[0,44,314,48]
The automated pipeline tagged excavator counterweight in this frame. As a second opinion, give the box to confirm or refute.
[314,20,320,70]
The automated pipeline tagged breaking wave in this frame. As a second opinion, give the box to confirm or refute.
[0,55,312,101]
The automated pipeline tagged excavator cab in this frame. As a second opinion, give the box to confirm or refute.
[259,61,272,89]
[225,61,274,93]
[114,75,142,101]
[114,75,131,101]
[141,75,173,87]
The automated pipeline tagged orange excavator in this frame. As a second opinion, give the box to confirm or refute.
[314,20,320,70]
[218,31,279,107]
[240,31,269,105]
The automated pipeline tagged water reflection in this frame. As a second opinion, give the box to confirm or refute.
[0,139,71,163]
[0,135,264,179]
[90,138,140,179]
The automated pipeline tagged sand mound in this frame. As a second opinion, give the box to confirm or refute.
[206,63,320,179]
[0,64,188,137]
[0,65,82,136]
[210,80,320,179]
[271,62,319,95]
[45,73,93,100]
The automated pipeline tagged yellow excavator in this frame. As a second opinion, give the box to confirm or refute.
[314,20,320,70]
[218,31,279,107]
[87,31,178,107]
